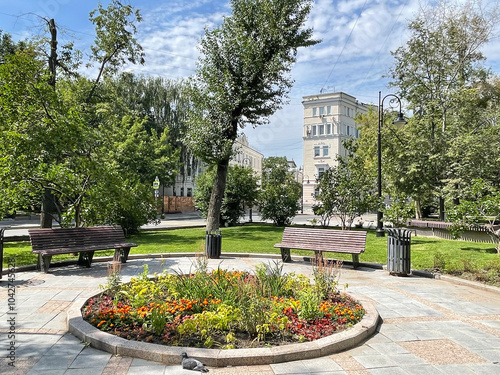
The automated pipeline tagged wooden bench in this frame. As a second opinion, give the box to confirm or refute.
[29,226,137,273]
[274,227,367,268]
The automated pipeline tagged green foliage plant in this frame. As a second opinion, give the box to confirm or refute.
[388,0,499,220]
[149,306,170,336]
[312,258,341,300]
[313,139,377,230]
[296,288,321,321]
[255,260,291,298]
[383,190,414,228]
[83,259,368,348]
[259,157,302,226]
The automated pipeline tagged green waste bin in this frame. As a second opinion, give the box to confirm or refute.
[387,228,412,276]
[205,230,221,259]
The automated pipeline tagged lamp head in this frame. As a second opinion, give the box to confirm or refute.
[393,112,407,127]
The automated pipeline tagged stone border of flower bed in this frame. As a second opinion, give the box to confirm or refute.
[67,289,380,367]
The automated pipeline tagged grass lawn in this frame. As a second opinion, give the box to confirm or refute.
[3,223,499,283]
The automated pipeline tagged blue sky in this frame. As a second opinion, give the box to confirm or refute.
[1,0,499,165]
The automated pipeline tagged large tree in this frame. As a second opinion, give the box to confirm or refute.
[105,73,193,187]
[0,1,174,232]
[389,0,499,220]
[184,0,318,237]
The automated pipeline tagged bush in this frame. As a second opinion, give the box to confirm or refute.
[259,157,301,226]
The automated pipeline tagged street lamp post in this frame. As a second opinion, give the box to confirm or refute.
[377,91,407,237]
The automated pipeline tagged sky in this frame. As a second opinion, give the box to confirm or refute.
[1,0,500,166]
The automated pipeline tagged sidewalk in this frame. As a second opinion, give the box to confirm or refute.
[0,212,207,240]
[1,254,500,374]
[0,212,377,240]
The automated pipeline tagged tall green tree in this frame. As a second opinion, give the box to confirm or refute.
[0,1,171,232]
[313,140,377,230]
[389,0,499,220]
[105,73,192,185]
[184,0,318,236]
[259,157,301,226]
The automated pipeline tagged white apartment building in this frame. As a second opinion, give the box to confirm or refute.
[302,92,367,213]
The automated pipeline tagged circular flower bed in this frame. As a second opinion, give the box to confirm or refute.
[82,260,365,349]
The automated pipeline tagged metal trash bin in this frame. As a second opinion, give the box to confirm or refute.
[387,228,412,276]
[205,230,221,259]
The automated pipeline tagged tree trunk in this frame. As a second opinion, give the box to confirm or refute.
[439,197,445,221]
[206,158,229,232]
[40,19,58,229]
[414,200,422,220]
[48,18,57,88]
[40,189,55,228]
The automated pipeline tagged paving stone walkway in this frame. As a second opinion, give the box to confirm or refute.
[1,255,500,375]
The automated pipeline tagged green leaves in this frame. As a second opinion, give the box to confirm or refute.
[388,0,499,218]
[194,165,259,226]
[448,179,500,252]
[185,0,318,232]
[313,141,377,230]
[185,0,318,163]
[0,2,166,232]
[89,0,144,75]
[259,157,301,226]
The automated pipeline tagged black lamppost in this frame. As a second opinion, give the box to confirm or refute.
[377,91,407,237]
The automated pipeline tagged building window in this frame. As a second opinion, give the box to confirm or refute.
[317,167,325,180]
[313,107,317,116]
[327,106,331,115]
[323,146,329,156]
[319,107,324,116]
[314,146,320,157]
[180,187,184,197]
[326,123,331,134]
[187,188,192,197]
[312,126,317,136]
[318,124,324,135]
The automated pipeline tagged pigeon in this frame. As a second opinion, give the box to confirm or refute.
[181,352,209,373]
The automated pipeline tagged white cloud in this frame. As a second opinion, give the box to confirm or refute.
[134,3,227,78]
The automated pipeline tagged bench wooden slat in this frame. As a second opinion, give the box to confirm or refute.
[274,227,366,268]
[29,226,137,273]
